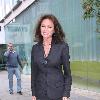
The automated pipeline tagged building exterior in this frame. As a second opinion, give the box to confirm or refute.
[0,0,17,20]
[0,0,100,93]
[0,23,5,44]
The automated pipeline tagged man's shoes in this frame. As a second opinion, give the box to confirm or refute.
[17,91,22,95]
[9,91,13,95]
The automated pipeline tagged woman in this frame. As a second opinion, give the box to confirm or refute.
[31,14,72,100]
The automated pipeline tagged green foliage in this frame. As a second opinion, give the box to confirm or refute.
[71,61,100,80]
[82,0,100,21]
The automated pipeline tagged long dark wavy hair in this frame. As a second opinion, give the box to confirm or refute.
[34,14,65,43]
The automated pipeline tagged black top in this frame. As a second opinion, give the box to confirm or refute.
[31,42,72,99]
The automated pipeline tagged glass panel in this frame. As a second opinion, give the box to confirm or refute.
[5,23,31,74]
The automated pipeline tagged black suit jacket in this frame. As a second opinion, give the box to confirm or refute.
[31,42,72,99]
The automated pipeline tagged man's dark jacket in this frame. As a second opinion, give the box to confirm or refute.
[31,42,72,99]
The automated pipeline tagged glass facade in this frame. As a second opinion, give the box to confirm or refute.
[4,0,100,92]
[5,23,31,74]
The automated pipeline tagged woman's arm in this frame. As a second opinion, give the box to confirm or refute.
[31,46,38,97]
[62,43,72,98]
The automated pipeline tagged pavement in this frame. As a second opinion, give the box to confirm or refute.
[0,70,100,100]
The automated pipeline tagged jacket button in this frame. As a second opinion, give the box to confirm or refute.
[44,60,47,64]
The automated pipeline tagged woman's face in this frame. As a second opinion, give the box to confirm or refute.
[40,18,55,39]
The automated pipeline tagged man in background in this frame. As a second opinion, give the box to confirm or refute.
[4,43,23,95]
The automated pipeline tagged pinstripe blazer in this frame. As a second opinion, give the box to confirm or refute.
[31,42,72,99]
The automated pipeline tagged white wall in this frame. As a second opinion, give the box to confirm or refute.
[0,23,5,44]
[0,0,17,20]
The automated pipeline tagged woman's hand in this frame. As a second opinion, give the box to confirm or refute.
[32,96,36,100]
[63,97,70,100]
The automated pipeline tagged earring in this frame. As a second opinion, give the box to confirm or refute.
[53,33,56,36]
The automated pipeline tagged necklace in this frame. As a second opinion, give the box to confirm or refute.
[43,43,51,46]
[43,42,51,58]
